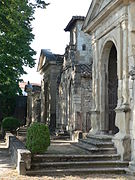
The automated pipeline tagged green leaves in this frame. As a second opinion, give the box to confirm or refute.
[0,0,49,118]
[26,122,50,154]
[33,0,50,9]
[0,0,36,118]
[2,116,20,131]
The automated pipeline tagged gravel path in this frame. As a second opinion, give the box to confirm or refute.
[0,170,133,180]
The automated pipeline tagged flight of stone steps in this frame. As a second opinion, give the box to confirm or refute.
[26,134,129,176]
[73,134,117,155]
[16,126,28,143]
[51,130,70,140]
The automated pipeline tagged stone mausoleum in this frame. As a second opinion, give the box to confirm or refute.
[37,49,63,131]
[83,0,135,173]
[56,16,93,136]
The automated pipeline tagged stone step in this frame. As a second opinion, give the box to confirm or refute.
[18,128,27,131]
[72,142,117,154]
[86,134,113,142]
[31,161,129,170]
[17,136,26,143]
[17,131,27,134]
[17,126,27,137]
[26,167,128,176]
[32,154,121,162]
[79,138,114,148]
[51,135,70,140]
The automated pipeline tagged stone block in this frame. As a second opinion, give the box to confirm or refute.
[5,132,31,175]
[71,130,83,142]
[17,149,31,175]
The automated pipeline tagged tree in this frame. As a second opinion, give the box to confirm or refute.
[34,0,50,8]
[0,0,49,118]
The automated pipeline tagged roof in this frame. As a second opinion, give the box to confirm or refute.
[37,49,64,72]
[64,16,85,32]
[41,49,56,61]
[79,64,92,76]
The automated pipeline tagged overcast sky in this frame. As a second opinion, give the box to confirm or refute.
[22,0,92,83]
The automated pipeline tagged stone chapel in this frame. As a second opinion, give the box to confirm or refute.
[82,0,135,173]
[56,16,93,137]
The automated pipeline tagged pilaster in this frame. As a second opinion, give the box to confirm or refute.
[127,67,135,174]
[113,20,131,161]
[40,78,46,123]
[89,37,100,134]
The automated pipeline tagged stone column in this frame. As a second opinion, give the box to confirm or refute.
[121,20,129,107]
[40,79,46,123]
[113,20,131,161]
[31,92,41,123]
[26,91,32,126]
[127,1,135,173]
[89,38,100,134]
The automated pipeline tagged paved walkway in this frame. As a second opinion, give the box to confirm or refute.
[0,139,134,179]
[45,139,91,155]
[0,141,17,179]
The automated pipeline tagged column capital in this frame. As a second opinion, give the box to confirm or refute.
[129,66,135,80]
[121,20,128,30]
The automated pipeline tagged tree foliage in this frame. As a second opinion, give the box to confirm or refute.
[0,0,49,118]
[34,0,50,9]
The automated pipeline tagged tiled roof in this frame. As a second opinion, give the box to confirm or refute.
[78,64,92,77]
[64,16,85,32]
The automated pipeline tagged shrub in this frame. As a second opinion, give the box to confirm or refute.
[2,116,20,131]
[26,122,50,154]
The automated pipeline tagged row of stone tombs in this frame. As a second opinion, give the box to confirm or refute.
[25,1,135,143]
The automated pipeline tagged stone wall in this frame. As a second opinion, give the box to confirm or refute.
[6,133,31,175]
[57,64,92,134]
[56,17,93,136]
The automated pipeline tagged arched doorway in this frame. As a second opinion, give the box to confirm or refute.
[108,44,118,134]
[100,41,119,134]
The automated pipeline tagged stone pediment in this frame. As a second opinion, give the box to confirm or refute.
[83,0,112,31]
[91,0,111,21]
[37,49,56,72]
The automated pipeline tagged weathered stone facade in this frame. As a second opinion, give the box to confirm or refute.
[83,0,135,171]
[25,83,41,125]
[56,16,93,136]
[37,50,63,131]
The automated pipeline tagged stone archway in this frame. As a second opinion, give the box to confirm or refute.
[100,41,119,134]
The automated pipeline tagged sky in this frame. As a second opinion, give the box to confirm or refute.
[21,0,92,84]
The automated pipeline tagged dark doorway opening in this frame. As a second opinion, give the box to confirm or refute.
[108,44,119,134]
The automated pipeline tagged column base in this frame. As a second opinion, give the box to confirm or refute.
[89,110,100,135]
[113,104,131,161]
[126,161,135,175]
[113,134,131,161]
